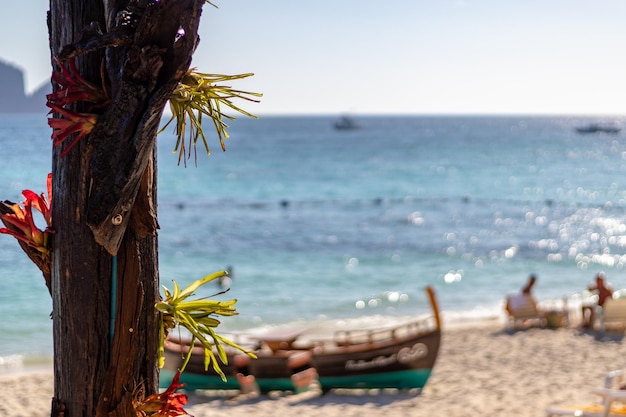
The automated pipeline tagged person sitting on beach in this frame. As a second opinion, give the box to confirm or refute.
[506,274,538,315]
[581,272,613,328]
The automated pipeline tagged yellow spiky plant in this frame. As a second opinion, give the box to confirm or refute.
[160,70,262,166]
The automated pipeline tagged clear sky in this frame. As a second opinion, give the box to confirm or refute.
[2,1,626,115]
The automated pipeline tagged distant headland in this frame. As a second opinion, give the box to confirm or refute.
[0,59,49,113]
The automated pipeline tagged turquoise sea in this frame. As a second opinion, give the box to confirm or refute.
[2,113,626,369]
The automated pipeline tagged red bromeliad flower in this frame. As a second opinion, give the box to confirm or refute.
[47,103,97,157]
[47,57,109,109]
[23,173,52,227]
[0,174,53,253]
[0,201,47,251]
[46,58,109,157]
[137,371,191,417]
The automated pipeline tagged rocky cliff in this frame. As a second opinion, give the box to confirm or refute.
[0,59,49,113]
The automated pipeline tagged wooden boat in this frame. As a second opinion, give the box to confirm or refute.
[161,286,441,394]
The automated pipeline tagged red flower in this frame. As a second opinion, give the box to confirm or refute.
[46,58,108,157]
[47,103,97,157]
[47,57,109,109]
[22,173,52,227]
[0,174,53,253]
[137,371,191,417]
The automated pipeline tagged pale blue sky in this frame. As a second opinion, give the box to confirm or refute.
[2,1,626,115]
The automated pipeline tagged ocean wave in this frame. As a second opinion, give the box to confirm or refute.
[0,354,24,368]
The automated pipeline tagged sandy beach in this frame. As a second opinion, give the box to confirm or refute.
[3,321,626,417]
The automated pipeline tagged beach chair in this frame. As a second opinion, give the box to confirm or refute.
[505,294,545,328]
[600,298,626,332]
[546,369,626,417]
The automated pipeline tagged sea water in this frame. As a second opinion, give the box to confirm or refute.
[2,113,626,368]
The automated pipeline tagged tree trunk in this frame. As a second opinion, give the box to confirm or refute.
[48,1,204,415]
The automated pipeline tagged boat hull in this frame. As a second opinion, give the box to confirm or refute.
[160,367,434,393]
[162,326,440,393]
[311,329,440,390]
[575,124,621,134]
[161,286,442,394]
[318,368,433,391]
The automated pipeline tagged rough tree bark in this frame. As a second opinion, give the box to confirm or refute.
[47,1,205,416]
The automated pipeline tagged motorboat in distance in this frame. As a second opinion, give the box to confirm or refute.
[575,123,621,134]
[333,115,360,130]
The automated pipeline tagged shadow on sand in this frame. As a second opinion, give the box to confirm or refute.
[490,324,625,343]
[187,385,422,408]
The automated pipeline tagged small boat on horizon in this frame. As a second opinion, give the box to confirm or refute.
[333,115,360,130]
[575,123,621,134]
